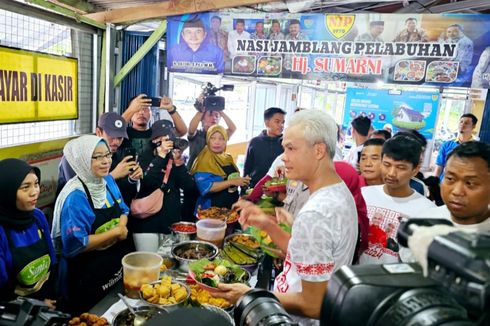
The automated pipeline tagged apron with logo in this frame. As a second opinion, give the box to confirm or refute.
[4,219,51,300]
[64,179,128,314]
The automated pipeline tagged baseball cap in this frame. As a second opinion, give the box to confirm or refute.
[151,119,176,140]
[98,112,128,138]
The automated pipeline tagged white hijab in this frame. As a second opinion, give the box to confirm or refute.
[51,135,109,244]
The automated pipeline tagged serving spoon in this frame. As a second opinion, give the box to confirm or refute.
[117,293,146,326]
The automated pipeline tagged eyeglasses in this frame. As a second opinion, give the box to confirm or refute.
[91,152,113,161]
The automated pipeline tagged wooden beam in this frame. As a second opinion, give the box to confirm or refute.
[26,0,106,29]
[84,0,272,24]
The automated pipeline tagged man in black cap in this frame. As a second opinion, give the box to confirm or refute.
[56,112,143,194]
[168,17,224,73]
[355,21,385,42]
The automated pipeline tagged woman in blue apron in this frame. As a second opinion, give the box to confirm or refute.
[191,125,251,211]
[0,159,57,304]
[52,135,130,314]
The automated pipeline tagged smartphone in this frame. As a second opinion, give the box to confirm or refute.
[123,147,137,162]
[149,97,161,107]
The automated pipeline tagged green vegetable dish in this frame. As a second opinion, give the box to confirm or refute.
[189,258,249,289]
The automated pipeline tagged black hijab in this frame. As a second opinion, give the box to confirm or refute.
[0,158,41,230]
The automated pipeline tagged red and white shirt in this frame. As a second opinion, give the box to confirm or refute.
[274,182,358,324]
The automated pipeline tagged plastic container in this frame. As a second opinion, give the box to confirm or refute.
[196,219,227,248]
[122,252,163,299]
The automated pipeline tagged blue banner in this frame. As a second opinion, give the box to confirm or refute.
[166,12,490,88]
[343,88,440,140]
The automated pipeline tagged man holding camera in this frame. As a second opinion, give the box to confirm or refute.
[187,94,237,169]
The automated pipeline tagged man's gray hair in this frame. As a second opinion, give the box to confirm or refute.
[288,109,337,159]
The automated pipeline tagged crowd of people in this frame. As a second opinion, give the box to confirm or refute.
[0,92,488,324]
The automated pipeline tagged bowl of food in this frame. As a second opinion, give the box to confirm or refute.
[113,306,167,326]
[122,252,163,299]
[171,222,197,243]
[188,258,251,293]
[189,284,233,310]
[171,240,219,272]
[139,276,191,311]
[222,233,263,274]
[197,207,240,235]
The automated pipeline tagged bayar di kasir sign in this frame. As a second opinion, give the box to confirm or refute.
[0,46,78,124]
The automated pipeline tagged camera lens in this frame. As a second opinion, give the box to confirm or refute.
[368,288,473,326]
[235,289,299,326]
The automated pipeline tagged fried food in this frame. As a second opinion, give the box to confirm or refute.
[139,276,188,306]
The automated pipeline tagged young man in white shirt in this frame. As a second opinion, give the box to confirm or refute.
[216,110,358,325]
[360,135,435,265]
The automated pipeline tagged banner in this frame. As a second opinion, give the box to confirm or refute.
[0,46,78,124]
[167,13,490,88]
[342,87,440,140]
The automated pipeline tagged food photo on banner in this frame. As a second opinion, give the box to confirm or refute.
[342,87,440,140]
[166,12,490,88]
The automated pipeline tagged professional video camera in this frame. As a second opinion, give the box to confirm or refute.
[0,297,70,326]
[194,82,234,112]
[233,219,489,326]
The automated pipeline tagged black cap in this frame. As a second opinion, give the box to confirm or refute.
[151,119,176,139]
[204,96,225,111]
[98,112,128,138]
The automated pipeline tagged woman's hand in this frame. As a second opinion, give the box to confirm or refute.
[154,136,174,158]
[229,176,251,187]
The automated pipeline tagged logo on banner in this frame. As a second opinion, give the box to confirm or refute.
[325,15,355,39]
[432,95,439,101]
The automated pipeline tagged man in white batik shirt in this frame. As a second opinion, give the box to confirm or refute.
[215,110,358,325]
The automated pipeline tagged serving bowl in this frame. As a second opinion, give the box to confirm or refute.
[170,222,196,243]
[171,240,219,272]
[223,233,263,274]
[139,279,191,312]
[112,306,166,326]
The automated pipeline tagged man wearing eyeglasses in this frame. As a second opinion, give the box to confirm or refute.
[56,112,143,196]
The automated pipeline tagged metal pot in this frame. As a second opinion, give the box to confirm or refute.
[171,240,219,272]
[170,222,197,243]
[113,306,166,326]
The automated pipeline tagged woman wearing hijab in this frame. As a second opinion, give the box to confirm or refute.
[191,125,251,211]
[0,159,57,303]
[129,119,195,252]
[52,135,129,314]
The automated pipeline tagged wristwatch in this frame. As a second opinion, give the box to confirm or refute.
[168,105,177,115]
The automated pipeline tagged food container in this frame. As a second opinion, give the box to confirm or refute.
[112,306,167,326]
[139,279,191,312]
[122,252,163,299]
[196,219,227,248]
[202,304,234,325]
[171,240,219,272]
[171,222,196,243]
[223,233,263,274]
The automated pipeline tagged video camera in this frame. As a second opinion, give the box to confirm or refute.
[233,219,489,326]
[194,82,234,112]
[0,297,70,326]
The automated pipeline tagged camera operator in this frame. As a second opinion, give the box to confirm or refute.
[215,111,358,325]
[187,93,236,169]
